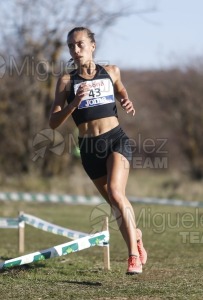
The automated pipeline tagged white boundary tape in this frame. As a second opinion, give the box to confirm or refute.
[0,192,102,204]
[0,230,109,270]
[22,213,87,240]
[0,218,19,229]
[0,192,202,207]
[129,196,203,208]
[0,213,107,247]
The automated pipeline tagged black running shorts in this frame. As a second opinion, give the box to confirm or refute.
[78,125,132,180]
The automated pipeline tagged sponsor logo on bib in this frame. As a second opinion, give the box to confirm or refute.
[74,79,114,110]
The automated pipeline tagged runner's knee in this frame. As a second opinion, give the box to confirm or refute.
[108,186,124,206]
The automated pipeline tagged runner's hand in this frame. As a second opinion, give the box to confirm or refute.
[120,98,135,116]
[73,83,90,107]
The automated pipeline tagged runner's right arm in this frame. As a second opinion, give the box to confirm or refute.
[49,76,88,129]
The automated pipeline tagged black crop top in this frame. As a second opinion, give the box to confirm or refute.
[67,64,118,126]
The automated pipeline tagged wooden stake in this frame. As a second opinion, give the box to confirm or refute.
[18,211,25,254]
[102,216,110,270]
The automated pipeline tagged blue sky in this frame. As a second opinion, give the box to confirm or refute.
[96,0,203,69]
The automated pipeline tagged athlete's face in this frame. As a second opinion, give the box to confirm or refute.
[67,31,95,65]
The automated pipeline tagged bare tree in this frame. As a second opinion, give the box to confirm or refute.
[148,68,203,179]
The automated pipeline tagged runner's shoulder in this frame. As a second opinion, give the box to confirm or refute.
[102,64,120,74]
[102,64,121,82]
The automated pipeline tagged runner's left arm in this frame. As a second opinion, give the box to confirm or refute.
[113,66,135,116]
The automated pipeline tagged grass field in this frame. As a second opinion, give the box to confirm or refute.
[0,200,203,300]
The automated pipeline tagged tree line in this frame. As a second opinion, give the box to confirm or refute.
[1,61,203,179]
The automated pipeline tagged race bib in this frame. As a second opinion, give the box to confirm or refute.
[74,79,114,109]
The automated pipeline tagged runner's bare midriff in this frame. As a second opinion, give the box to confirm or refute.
[78,116,119,137]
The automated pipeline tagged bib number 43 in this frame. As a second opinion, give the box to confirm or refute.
[89,88,101,98]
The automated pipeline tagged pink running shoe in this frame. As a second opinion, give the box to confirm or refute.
[126,255,142,275]
[136,228,147,265]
